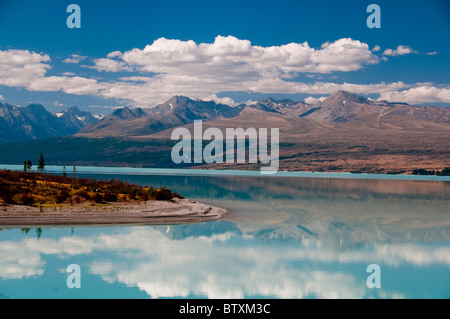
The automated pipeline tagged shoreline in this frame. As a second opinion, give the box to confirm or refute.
[0,198,227,227]
[1,164,449,181]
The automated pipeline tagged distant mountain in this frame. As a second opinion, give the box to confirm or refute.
[6,91,450,144]
[303,90,450,129]
[110,106,147,120]
[78,95,244,137]
[0,103,100,143]
[57,106,101,132]
[250,97,312,116]
[77,91,450,140]
[149,104,326,140]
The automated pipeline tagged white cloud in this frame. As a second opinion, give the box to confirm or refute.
[100,36,378,77]
[311,38,378,73]
[53,101,65,107]
[425,51,439,56]
[383,45,418,57]
[202,94,237,106]
[27,75,102,95]
[379,86,450,104]
[0,49,51,88]
[246,79,411,95]
[372,45,381,52]
[0,94,4,100]
[91,58,131,72]
[0,38,448,108]
[106,51,122,58]
[63,54,87,64]
[304,96,326,104]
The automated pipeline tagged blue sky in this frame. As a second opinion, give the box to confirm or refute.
[0,0,449,114]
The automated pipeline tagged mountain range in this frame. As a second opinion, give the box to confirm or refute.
[78,95,244,137]
[0,103,100,143]
[2,91,449,143]
[0,91,449,173]
[76,90,450,140]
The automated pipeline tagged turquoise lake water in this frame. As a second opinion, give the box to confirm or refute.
[0,166,449,298]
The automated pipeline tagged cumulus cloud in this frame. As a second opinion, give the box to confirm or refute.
[61,71,75,76]
[98,36,378,77]
[0,49,51,88]
[246,79,411,95]
[372,45,381,52]
[202,94,238,106]
[0,49,106,96]
[63,54,88,64]
[0,38,448,107]
[383,45,418,56]
[379,86,450,104]
[304,96,326,104]
[91,58,131,72]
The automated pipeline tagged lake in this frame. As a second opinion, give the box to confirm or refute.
[0,167,449,299]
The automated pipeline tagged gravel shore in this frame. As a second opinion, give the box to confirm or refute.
[0,198,227,227]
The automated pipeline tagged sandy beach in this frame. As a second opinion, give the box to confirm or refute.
[0,198,227,227]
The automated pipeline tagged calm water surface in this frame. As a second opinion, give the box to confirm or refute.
[0,169,449,299]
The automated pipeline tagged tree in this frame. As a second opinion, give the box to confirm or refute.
[437,167,450,176]
[37,153,45,173]
[73,164,77,178]
[23,160,32,172]
[62,165,67,177]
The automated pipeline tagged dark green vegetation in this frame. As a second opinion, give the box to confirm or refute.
[0,169,181,207]
[412,167,450,176]
[0,137,178,168]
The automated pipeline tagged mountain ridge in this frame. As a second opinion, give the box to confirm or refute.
[77,91,450,139]
[2,91,450,143]
[0,103,99,143]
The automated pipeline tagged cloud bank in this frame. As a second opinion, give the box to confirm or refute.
[0,37,448,107]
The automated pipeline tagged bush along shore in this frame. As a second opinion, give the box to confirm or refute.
[0,170,227,226]
[0,169,181,207]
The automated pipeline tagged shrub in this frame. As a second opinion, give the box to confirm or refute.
[56,189,71,203]
[154,187,173,201]
[76,189,90,200]
[92,193,103,203]
[103,191,118,202]
[67,195,83,205]
[20,193,35,206]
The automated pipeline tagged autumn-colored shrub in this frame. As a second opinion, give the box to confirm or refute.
[0,169,179,206]
[103,191,118,202]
